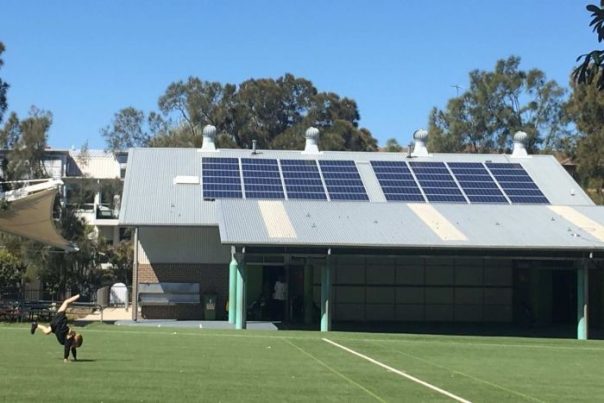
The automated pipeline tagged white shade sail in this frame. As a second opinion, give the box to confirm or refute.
[0,182,76,251]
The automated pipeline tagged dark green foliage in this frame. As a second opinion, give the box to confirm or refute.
[106,74,377,152]
[0,108,52,184]
[383,138,403,152]
[0,249,25,290]
[101,107,151,152]
[428,56,566,154]
[574,3,604,90]
[0,42,8,125]
[565,74,604,204]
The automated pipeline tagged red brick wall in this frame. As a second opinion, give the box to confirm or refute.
[138,263,229,320]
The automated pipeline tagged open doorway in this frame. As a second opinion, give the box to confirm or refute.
[552,270,577,324]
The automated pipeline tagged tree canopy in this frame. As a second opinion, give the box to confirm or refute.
[103,74,378,152]
[565,73,604,204]
[428,56,567,154]
[0,42,8,126]
[574,3,604,90]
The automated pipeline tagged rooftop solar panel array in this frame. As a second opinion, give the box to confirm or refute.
[319,160,369,201]
[201,157,242,199]
[370,161,424,201]
[241,158,284,199]
[280,159,327,200]
[448,162,508,204]
[409,161,467,203]
[201,157,549,205]
[485,162,549,204]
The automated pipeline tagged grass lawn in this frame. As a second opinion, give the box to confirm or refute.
[1,322,603,402]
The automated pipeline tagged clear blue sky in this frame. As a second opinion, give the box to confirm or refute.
[0,1,597,150]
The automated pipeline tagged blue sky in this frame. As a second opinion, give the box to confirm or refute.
[0,1,597,150]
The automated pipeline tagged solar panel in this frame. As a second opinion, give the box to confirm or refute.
[447,162,509,204]
[485,163,549,204]
[408,161,466,203]
[241,158,285,199]
[201,157,242,199]
[318,160,369,201]
[371,161,425,202]
[280,159,327,200]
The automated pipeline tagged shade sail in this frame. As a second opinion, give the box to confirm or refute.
[0,183,76,251]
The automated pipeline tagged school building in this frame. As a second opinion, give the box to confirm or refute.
[119,126,604,339]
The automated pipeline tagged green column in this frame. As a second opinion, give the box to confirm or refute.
[577,265,589,340]
[228,255,238,324]
[304,261,313,325]
[321,258,332,332]
[235,257,247,330]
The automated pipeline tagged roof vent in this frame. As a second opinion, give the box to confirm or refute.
[201,125,217,151]
[302,127,320,154]
[411,129,429,157]
[511,131,529,158]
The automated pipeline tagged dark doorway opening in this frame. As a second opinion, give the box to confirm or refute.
[552,270,577,324]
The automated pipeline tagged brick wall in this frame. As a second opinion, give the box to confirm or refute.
[138,263,229,320]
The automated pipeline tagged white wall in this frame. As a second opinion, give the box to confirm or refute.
[138,226,230,264]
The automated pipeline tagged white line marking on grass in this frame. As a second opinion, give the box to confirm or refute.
[284,339,386,403]
[323,338,472,403]
[387,346,545,403]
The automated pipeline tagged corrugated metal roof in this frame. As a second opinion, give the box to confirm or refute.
[216,200,604,251]
[119,147,597,230]
[119,148,217,225]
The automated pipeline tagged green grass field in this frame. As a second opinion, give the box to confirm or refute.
[1,323,603,402]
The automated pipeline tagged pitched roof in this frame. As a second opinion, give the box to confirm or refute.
[119,147,604,253]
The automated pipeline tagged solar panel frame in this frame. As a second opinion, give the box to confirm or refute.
[485,162,549,204]
[280,159,328,200]
[447,162,509,204]
[409,161,467,203]
[371,160,426,202]
[241,158,285,199]
[318,160,369,201]
[201,157,243,199]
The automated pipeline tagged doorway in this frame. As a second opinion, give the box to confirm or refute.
[552,270,577,324]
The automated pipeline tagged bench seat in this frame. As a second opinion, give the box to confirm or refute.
[138,282,200,306]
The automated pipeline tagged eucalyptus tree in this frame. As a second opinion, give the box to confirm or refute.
[565,74,604,204]
[101,107,151,153]
[0,42,8,125]
[0,108,53,185]
[104,73,378,152]
[428,56,566,154]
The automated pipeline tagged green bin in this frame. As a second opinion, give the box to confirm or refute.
[203,294,217,320]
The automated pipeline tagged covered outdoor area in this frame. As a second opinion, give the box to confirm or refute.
[219,201,604,340]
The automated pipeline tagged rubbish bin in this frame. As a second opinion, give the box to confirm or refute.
[203,294,217,320]
[96,286,110,308]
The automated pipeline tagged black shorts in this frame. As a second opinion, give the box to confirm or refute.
[50,311,68,334]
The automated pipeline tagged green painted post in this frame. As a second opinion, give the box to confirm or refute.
[577,266,588,340]
[235,260,247,330]
[321,258,331,332]
[228,256,238,324]
[304,262,313,325]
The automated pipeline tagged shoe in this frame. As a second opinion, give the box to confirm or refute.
[30,321,37,334]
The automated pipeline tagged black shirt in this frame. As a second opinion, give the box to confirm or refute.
[50,312,77,359]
